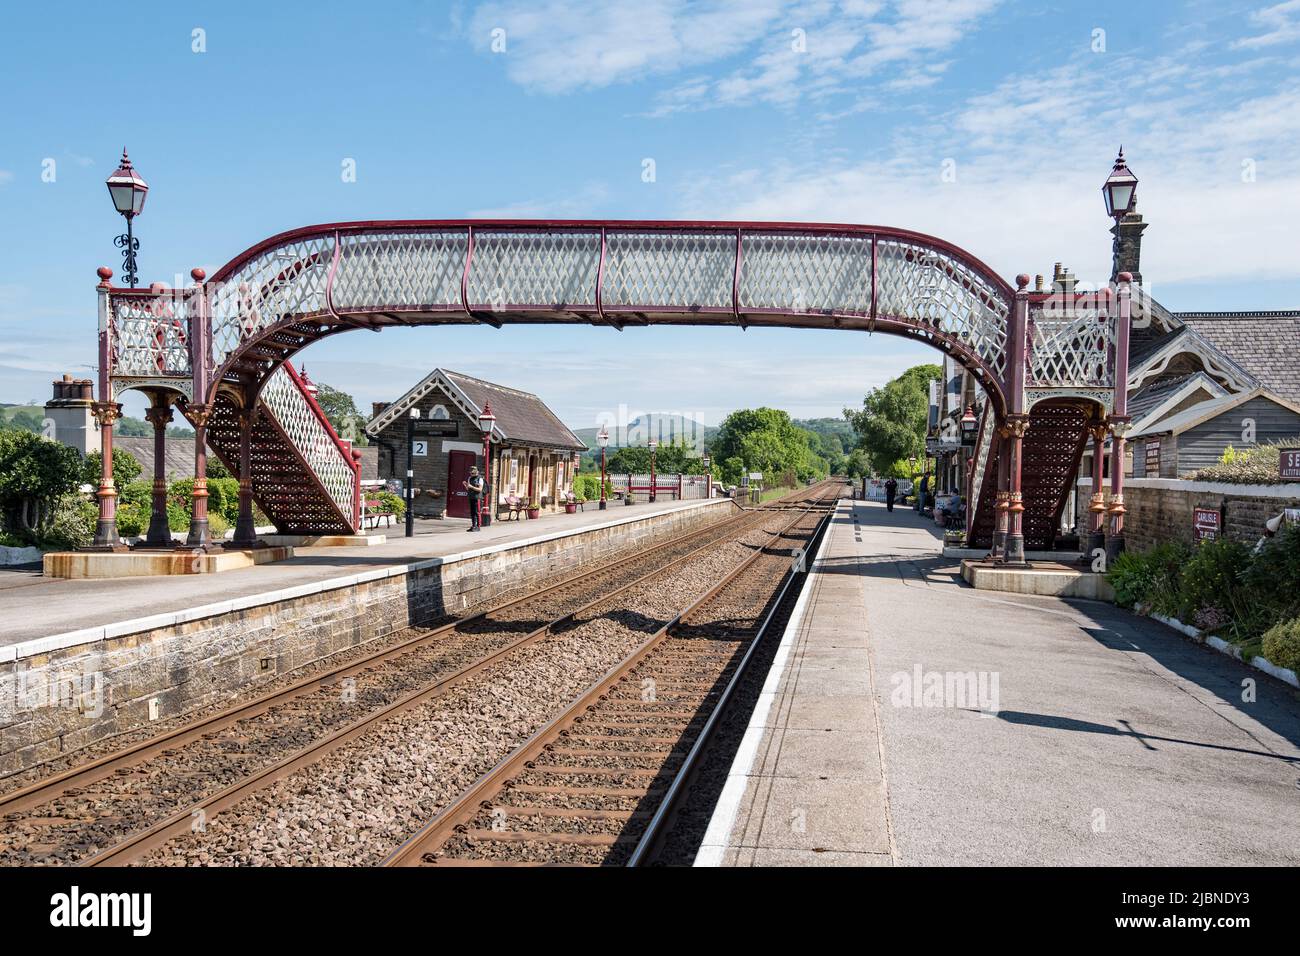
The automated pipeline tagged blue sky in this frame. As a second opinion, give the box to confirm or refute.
[2,0,1299,428]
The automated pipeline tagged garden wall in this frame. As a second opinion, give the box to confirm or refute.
[1077,477,1300,551]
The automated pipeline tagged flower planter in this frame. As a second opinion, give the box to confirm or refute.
[564,503,577,514]
[527,508,540,520]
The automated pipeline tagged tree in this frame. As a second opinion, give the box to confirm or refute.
[0,431,84,543]
[314,383,369,446]
[1,406,45,434]
[711,408,825,485]
[844,363,941,476]
[81,449,143,488]
[607,438,700,475]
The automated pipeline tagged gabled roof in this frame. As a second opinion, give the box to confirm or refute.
[364,369,585,450]
[1127,325,1259,394]
[1131,387,1300,438]
[1175,312,1300,404]
[1128,371,1228,432]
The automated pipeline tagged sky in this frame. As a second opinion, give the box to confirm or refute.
[2,0,1299,430]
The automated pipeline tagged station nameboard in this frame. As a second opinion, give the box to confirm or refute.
[414,419,459,437]
[1280,447,1300,481]
[1193,506,1221,542]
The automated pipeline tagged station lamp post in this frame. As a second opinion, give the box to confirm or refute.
[702,453,712,499]
[105,149,149,287]
[597,426,609,509]
[648,438,658,504]
[406,407,420,537]
[1102,147,1139,224]
[478,402,495,528]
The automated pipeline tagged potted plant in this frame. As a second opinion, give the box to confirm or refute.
[563,492,578,514]
[527,498,540,520]
[624,490,635,506]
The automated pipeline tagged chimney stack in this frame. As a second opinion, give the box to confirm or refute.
[44,375,99,453]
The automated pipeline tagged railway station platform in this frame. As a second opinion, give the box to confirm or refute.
[697,497,1300,867]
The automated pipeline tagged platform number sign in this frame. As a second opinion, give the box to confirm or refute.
[412,440,428,457]
[1280,447,1300,481]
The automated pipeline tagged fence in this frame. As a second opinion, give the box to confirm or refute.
[608,473,711,502]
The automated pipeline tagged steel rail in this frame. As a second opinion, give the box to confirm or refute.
[381,482,840,867]
[0,499,777,820]
[625,504,836,866]
[80,499,802,867]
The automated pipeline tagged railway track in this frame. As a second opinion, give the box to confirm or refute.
[383,481,841,866]
[0,483,835,867]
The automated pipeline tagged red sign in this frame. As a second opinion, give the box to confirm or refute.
[1193,507,1221,542]
[1280,447,1300,481]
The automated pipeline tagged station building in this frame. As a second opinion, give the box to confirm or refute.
[366,369,587,520]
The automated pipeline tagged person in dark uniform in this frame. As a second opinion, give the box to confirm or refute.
[463,466,485,531]
[884,476,898,512]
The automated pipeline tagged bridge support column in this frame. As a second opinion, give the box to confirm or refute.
[184,404,214,550]
[1004,415,1029,566]
[1104,273,1133,566]
[140,393,174,548]
[990,425,1010,562]
[1086,420,1108,561]
[227,405,265,549]
[88,401,125,551]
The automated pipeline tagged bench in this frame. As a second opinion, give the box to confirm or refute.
[363,499,396,529]
[503,495,524,521]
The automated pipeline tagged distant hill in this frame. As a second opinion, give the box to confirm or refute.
[570,414,717,451]
[794,417,856,454]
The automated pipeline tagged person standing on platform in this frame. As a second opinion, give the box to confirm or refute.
[464,466,485,531]
[885,476,898,512]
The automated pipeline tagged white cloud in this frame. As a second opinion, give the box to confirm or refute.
[1233,0,1300,49]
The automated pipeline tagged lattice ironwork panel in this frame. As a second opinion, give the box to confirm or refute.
[875,238,1009,376]
[1020,403,1090,549]
[466,231,599,308]
[259,366,357,522]
[211,235,335,366]
[110,291,193,378]
[1028,302,1114,388]
[603,232,733,309]
[332,231,466,312]
[739,233,871,313]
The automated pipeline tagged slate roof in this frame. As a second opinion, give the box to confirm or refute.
[1128,373,1198,421]
[364,370,585,451]
[1131,387,1300,438]
[1175,312,1300,404]
[115,436,196,480]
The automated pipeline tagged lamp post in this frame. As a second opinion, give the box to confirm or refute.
[1102,147,1139,224]
[648,438,658,504]
[1103,149,1138,563]
[702,453,712,499]
[597,425,609,509]
[478,401,496,528]
[105,149,148,287]
[406,407,420,537]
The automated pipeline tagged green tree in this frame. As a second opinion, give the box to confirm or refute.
[1,406,45,434]
[81,449,143,487]
[314,382,369,446]
[0,431,85,543]
[607,438,700,475]
[844,364,940,476]
[711,408,818,485]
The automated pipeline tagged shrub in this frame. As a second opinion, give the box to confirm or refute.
[207,477,242,523]
[1177,537,1259,639]
[1242,524,1300,630]
[37,494,97,550]
[572,474,612,501]
[1106,541,1191,612]
[119,480,153,510]
[370,490,405,518]
[0,430,85,544]
[1190,439,1300,485]
[1261,618,1300,673]
[81,449,143,487]
[116,501,146,538]
[168,502,192,533]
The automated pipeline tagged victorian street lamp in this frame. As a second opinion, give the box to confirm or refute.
[105,149,149,287]
[405,407,420,537]
[596,425,610,510]
[1102,147,1138,223]
[648,438,658,504]
[478,401,496,528]
[702,453,712,498]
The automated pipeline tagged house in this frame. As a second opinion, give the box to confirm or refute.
[1128,388,1300,478]
[365,370,586,519]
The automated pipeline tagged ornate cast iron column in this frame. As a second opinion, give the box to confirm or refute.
[1105,273,1133,564]
[226,403,264,549]
[1086,419,1108,559]
[90,401,125,550]
[185,403,214,549]
[990,423,1011,563]
[1004,415,1030,565]
[140,393,174,547]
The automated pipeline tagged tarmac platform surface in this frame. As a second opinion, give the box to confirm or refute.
[698,498,1300,866]
[0,498,722,650]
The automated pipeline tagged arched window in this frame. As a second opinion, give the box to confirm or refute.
[429,404,450,420]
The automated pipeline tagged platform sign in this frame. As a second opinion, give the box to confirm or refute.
[414,419,458,437]
[1193,506,1220,542]
[1280,447,1300,480]
[1144,438,1161,477]
[412,440,428,457]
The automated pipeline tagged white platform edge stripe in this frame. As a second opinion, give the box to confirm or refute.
[3,499,732,664]
[693,497,842,866]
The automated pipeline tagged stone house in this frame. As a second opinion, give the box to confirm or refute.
[365,370,586,520]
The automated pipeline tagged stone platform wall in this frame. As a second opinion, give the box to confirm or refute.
[1077,478,1300,551]
[0,499,736,778]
